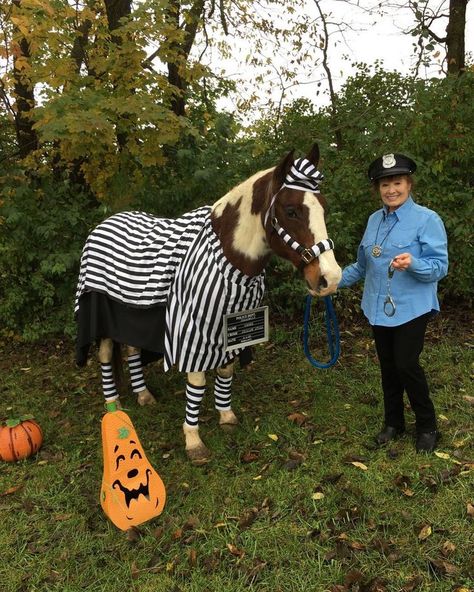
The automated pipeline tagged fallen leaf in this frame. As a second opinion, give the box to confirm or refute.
[126,526,142,543]
[347,540,366,551]
[288,450,306,462]
[343,569,364,587]
[453,436,471,448]
[287,412,307,426]
[371,538,391,555]
[418,524,432,540]
[312,439,324,445]
[267,434,278,442]
[402,488,415,497]
[188,548,197,567]
[1,485,24,496]
[312,492,325,500]
[462,395,474,405]
[441,540,456,556]
[400,574,423,592]
[283,459,301,471]
[130,561,140,579]
[364,577,388,592]
[54,513,73,521]
[343,454,367,463]
[428,558,458,576]
[182,516,200,531]
[438,414,449,422]
[321,472,343,484]
[466,502,474,518]
[434,451,450,460]
[227,543,245,558]
[351,461,368,471]
[241,450,259,463]
[238,507,258,529]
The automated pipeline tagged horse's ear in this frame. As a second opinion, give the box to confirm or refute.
[272,149,295,189]
[306,143,320,167]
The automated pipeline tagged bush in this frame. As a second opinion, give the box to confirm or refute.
[0,172,101,339]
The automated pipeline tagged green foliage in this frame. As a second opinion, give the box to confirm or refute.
[0,170,101,340]
[255,67,474,307]
[1,66,473,340]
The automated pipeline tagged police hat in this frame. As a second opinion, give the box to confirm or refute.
[368,153,417,182]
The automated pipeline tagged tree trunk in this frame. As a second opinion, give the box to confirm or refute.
[446,0,467,74]
[12,1,38,158]
[104,0,132,149]
[104,0,132,43]
[166,0,205,117]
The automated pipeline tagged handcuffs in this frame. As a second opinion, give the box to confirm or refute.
[383,260,396,317]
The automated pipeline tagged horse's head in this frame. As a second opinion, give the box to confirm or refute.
[263,144,342,296]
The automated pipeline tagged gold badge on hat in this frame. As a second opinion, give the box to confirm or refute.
[382,154,396,168]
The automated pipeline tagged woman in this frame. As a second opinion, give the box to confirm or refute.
[339,153,448,453]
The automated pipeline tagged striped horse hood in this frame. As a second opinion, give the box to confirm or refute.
[75,207,265,372]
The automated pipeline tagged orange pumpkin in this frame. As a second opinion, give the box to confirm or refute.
[100,406,166,531]
[0,416,43,462]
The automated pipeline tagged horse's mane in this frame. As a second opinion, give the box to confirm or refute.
[211,167,273,218]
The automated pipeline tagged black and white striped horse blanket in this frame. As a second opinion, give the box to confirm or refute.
[75,206,265,372]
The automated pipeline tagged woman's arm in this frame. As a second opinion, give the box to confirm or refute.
[392,214,448,283]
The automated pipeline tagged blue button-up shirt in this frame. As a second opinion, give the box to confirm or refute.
[339,196,448,326]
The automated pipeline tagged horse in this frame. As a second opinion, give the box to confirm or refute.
[75,143,342,464]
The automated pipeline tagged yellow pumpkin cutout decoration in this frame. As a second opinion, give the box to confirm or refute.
[100,405,166,531]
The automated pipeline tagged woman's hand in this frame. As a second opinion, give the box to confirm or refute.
[391,253,412,270]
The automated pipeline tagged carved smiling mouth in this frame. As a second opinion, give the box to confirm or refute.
[112,468,151,509]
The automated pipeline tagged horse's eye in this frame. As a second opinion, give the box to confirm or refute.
[285,207,298,219]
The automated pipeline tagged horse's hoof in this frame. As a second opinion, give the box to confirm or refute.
[186,444,212,465]
[137,391,157,406]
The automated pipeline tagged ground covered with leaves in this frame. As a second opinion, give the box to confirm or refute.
[0,311,473,592]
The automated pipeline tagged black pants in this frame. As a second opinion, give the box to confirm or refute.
[371,313,436,433]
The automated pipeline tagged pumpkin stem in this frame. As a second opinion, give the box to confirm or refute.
[6,418,21,428]
[5,414,35,428]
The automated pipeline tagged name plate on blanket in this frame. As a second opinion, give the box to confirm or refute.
[224,306,269,351]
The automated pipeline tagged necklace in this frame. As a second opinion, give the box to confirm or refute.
[372,214,398,257]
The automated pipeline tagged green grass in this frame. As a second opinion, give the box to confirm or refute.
[0,316,473,592]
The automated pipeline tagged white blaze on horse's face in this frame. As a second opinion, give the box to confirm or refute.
[304,193,342,296]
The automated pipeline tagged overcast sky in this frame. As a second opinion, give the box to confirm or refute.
[211,1,474,116]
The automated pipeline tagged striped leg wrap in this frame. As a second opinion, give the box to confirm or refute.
[214,374,232,411]
[185,383,205,427]
[101,362,118,401]
[127,353,146,393]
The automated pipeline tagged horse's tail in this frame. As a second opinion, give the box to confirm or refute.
[111,341,125,396]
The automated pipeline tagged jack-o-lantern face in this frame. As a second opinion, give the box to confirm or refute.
[100,410,166,531]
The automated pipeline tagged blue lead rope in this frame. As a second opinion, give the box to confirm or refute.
[303,295,340,369]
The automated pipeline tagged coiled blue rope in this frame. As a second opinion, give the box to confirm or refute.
[303,295,340,369]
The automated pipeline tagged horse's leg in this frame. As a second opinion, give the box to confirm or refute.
[214,362,239,431]
[126,346,157,406]
[98,338,120,404]
[183,372,211,464]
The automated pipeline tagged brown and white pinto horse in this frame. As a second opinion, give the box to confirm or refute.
[80,143,341,464]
